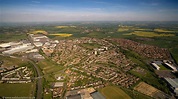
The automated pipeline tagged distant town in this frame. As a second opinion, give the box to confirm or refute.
[0,22,178,99]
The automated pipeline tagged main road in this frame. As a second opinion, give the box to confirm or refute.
[28,60,43,99]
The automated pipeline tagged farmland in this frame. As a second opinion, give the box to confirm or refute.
[100,86,131,99]
[30,30,48,35]
[154,29,175,33]
[124,31,175,37]
[49,33,73,37]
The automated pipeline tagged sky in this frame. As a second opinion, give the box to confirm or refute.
[0,0,178,22]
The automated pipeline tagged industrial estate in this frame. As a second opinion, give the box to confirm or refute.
[0,22,178,99]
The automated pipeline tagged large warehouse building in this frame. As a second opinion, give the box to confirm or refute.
[164,78,178,96]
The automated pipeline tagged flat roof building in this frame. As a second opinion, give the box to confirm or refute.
[2,44,34,55]
[164,63,177,71]
[164,78,178,95]
[53,82,64,88]
[151,63,160,70]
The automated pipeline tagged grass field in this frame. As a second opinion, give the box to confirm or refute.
[154,29,175,33]
[37,59,63,75]
[0,83,35,97]
[124,31,175,37]
[100,86,131,99]
[158,64,171,70]
[117,25,137,32]
[0,33,27,42]
[0,55,28,67]
[134,82,160,97]
[49,33,73,37]
[170,47,178,64]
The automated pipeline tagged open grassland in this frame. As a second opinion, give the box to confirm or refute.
[117,26,137,32]
[30,30,48,35]
[55,26,76,28]
[124,31,175,37]
[100,86,131,99]
[136,28,152,31]
[49,33,73,37]
[0,33,27,42]
[0,55,28,67]
[170,47,178,64]
[0,83,35,97]
[37,59,63,75]
[154,29,175,33]
[134,82,160,97]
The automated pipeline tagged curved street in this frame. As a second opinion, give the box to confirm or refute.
[29,60,43,99]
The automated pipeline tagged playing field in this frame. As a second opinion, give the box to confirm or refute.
[0,83,35,97]
[100,86,131,99]
[134,82,160,97]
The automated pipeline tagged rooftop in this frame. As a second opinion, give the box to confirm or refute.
[53,82,64,88]
[165,78,178,88]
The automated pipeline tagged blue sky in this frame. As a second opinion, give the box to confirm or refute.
[1,0,178,22]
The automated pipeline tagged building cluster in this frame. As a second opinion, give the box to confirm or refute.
[66,69,105,91]
[28,34,49,47]
[164,78,178,96]
[151,60,177,71]
[0,66,32,83]
[52,38,139,89]
[51,82,64,98]
[111,39,170,59]
[82,64,139,88]
[28,34,59,56]
[0,41,34,55]
[65,87,105,99]
[151,60,178,96]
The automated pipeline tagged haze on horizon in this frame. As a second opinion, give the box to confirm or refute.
[0,0,178,23]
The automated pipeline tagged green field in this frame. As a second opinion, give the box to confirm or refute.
[37,59,63,75]
[0,83,35,97]
[154,29,175,33]
[159,64,171,70]
[100,86,131,99]
[0,33,27,42]
[124,31,175,37]
[171,48,178,64]
[0,55,30,67]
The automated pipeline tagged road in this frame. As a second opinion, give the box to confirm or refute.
[29,60,43,99]
[1,55,43,99]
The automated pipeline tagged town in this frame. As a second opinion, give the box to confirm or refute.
[0,29,178,99]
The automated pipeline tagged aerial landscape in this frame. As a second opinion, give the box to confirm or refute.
[0,0,178,99]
